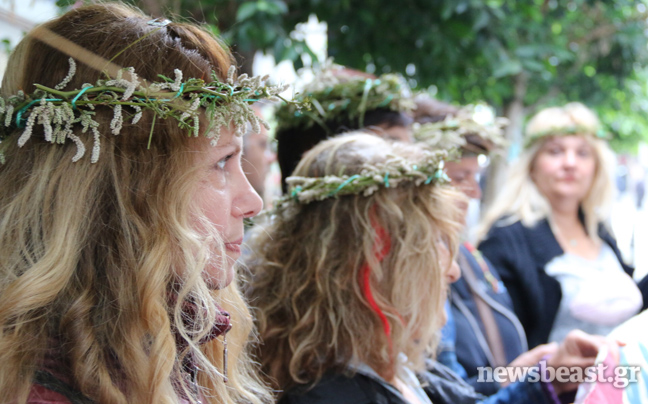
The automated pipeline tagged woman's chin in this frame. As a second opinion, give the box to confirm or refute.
[203,265,235,290]
[548,187,589,203]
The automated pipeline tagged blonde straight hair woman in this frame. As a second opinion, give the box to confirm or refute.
[478,102,643,349]
[0,3,285,403]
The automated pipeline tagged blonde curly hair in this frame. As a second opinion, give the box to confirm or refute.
[245,133,463,394]
[0,3,270,404]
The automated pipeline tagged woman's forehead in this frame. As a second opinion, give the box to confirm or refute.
[212,127,242,148]
[542,135,591,147]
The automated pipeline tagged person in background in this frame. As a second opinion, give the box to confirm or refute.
[0,3,283,403]
[242,103,277,202]
[478,102,644,350]
[274,63,415,192]
[246,132,612,404]
[413,96,557,396]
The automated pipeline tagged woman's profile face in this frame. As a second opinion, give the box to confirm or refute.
[531,135,597,204]
[437,239,460,285]
[437,238,460,326]
[445,156,481,200]
[193,128,263,289]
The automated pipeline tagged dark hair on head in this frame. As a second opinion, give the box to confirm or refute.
[277,108,412,192]
[364,108,413,128]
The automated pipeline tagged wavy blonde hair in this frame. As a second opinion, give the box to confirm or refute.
[0,3,270,404]
[478,103,615,243]
[245,133,463,394]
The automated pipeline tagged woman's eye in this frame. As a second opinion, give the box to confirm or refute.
[577,148,592,158]
[216,154,234,169]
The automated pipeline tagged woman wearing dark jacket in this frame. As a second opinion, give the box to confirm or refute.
[246,133,609,404]
[478,103,644,349]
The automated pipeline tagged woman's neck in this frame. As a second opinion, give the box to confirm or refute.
[549,198,600,259]
[550,205,581,229]
[548,196,581,221]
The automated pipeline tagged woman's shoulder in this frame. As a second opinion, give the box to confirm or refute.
[483,216,526,238]
[482,216,557,248]
[278,372,402,404]
[479,217,529,251]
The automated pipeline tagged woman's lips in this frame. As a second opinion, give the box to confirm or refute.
[225,238,243,254]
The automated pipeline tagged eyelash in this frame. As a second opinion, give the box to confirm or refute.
[216,153,234,169]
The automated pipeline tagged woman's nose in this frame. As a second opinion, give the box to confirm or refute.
[446,259,461,284]
[564,150,577,167]
[238,178,264,218]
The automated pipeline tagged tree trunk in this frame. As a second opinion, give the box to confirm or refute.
[138,0,165,18]
[482,73,527,213]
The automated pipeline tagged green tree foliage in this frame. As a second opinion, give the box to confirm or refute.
[58,0,648,153]
[281,0,648,150]
[56,0,313,73]
[277,0,648,205]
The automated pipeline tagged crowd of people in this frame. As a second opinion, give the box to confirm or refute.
[0,3,647,404]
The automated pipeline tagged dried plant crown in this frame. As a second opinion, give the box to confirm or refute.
[413,103,508,155]
[274,147,450,212]
[0,59,305,163]
[274,61,415,133]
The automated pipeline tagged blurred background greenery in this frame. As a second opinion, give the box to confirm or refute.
[50,0,648,203]
[46,0,648,153]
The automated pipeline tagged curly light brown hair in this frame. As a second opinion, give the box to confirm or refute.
[245,133,463,394]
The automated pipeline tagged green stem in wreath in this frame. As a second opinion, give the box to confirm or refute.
[148,111,157,149]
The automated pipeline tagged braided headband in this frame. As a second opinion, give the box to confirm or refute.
[0,58,303,163]
[273,148,450,210]
[524,125,610,147]
[275,62,415,134]
[413,104,508,154]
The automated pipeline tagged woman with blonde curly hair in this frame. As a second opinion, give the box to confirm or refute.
[0,3,279,403]
[245,133,610,404]
[246,133,463,402]
[478,102,644,349]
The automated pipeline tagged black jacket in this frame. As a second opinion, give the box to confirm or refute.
[478,218,635,348]
[278,360,552,404]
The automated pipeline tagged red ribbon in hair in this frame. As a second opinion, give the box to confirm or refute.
[360,206,393,352]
